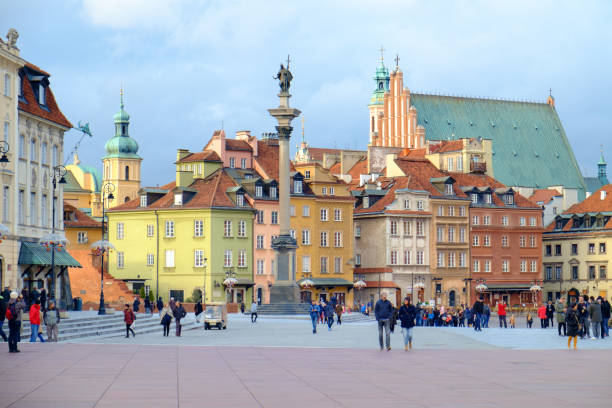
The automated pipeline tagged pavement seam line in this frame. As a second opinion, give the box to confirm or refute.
[92,345,142,408]
[214,346,264,408]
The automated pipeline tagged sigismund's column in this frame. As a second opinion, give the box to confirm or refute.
[268,60,300,303]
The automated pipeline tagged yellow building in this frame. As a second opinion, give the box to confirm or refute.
[64,154,103,218]
[106,151,255,305]
[292,163,355,305]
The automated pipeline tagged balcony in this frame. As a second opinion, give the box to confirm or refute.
[470,161,487,173]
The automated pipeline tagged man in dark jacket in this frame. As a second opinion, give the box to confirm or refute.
[588,296,602,339]
[0,295,7,342]
[472,297,484,332]
[7,292,25,352]
[374,293,393,351]
[40,288,47,311]
[156,297,164,315]
[173,301,186,336]
[398,297,416,351]
[600,297,610,338]
[577,297,590,338]
[546,300,555,329]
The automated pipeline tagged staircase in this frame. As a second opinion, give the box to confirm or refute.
[17,312,199,342]
[256,303,311,315]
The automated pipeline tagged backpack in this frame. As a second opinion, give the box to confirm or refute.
[6,302,17,321]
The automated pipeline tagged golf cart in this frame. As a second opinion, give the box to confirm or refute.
[204,302,227,330]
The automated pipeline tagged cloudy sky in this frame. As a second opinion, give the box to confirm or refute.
[4,0,611,185]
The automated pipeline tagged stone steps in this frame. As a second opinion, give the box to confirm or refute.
[256,303,311,315]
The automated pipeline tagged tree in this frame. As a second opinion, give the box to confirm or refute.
[192,287,202,303]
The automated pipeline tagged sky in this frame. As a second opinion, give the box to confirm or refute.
[2,0,611,186]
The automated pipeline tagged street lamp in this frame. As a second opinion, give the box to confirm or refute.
[93,182,115,315]
[223,269,237,303]
[530,279,543,305]
[39,165,67,306]
[353,279,366,307]
[0,141,10,164]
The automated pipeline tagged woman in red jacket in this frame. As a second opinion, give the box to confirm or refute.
[124,304,136,338]
[537,304,548,328]
[29,299,45,342]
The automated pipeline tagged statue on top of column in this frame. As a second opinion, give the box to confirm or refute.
[274,55,293,94]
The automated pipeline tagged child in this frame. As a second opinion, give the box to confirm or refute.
[526,313,533,328]
[509,314,516,328]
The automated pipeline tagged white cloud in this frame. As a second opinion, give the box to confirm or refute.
[81,0,180,29]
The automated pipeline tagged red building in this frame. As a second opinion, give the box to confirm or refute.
[450,173,543,306]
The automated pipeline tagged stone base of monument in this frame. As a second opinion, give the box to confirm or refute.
[269,283,300,304]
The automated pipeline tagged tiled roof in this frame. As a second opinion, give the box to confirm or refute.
[528,188,562,205]
[18,63,72,128]
[226,139,252,151]
[429,140,464,153]
[564,185,612,214]
[410,93,586,194]
[63,202,102,228]
[448,172,538,208]
[328,162,341,174]
[177,150,222,163]
[399,148,427,158]
[254,141,280,180]
[109,169,253,211]
[346,158,368,186]
[308,147,342,161]
[355,175,434,214]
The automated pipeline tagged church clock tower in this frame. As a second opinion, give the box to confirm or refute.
[368,47,390,146]
[102,91,142,208]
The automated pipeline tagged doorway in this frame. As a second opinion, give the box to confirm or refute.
[449,290,456,307]
[319,293,327,302]
[257,287,262,305]
[300,291,312,304]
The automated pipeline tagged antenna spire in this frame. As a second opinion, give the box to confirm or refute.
[301,116,305,143]
[379,45,385,64]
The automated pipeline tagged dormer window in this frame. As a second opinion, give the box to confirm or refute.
[556,220,563,229]
[174,193,183,206]
[445,183,454,196]
[584,217,591,228]
[504,193,514,205]
[363,196,369,209]
[270,187,277,198]
[236,194,244,206]
[471,193,478,204]
[244,173,252,179]
[293,180,302,194]
[484,193,492,204]
[39,84,45,105]
[140,195,147,207]
[229,157,235,168]
[255,185,263,197]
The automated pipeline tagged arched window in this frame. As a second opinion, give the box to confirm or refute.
[125,166,129,180]
[3,73,10,97]
[449,290,456,307]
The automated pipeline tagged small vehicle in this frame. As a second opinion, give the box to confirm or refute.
[204,302,227,330]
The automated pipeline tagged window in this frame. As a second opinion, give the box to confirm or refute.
[290,205,296,216]
[471,193,478,204]
[29,192,36,224]
[236,194,244,206]
[77,231,87,244]
[588,243,595,254]
[505,194,514,205]
[30,139,37,161]
[570,243,578,255]
[355,225,361,237]
[529,217,536,227]
[391,220,399,236]
[320,208,328,221]
[484,260,491,272]
[483,215,490,225]
[257,259,265,275]
[290,229,296,239]
[459,228,466,243]
[588,265,596,279]
[194,250,205,267]
[472,235,479,246]
[240,158,247,169]
[140,195,147,207]
[472,216,479,226]
[229,157,235,168]
[255,185,263,197]
[457,156,463,171]
[333,231,342,247]
[459,253,466,267]
[321,187,327,195]
[147,253,154,266]
[2,187,9,222]
[501,216,508,226]
[52,145,58,166]
[531,261,537,272]
[600,266,607,279]
[270,187,277,198]
[530,236,537,248]
[238,220,246,237]
[447,157,453,171]
[404,250,411,265]
[502,260,509,273]
[194,220,204,237]
[302,229,310,245]
[164,250,175,267]
[571,266,578,280]
[334,257,341,273]
[270,235,277,247]
[271,211,278,224]
[224,250,232,267]
[294,180,302,193]
[117,252,125,268]
[448,253,455,267]
[302,205,310,217]
[437,205,444,216]
[41,194,47,226]
[19,134,25,159]
[600,243,606,253]
[520,260,527,272]
[416,251,424,265]
[355,253,362,265]
[3,73,9,97]
[256,210,264,224]
[484,235,490,246]
[545,244,552,256]
[330,187,335,196]
[519,236,526,247]
[519,217,526,226]
[447,206,455,216]
[147,224,154,237]
[320,231,328,247]
[224,220,232,237]
[555,266,562,279]
[403,199,411,210]
[416,200,424,211]
[484,194,492,204]
[320,257,328,274]
[117,222,124,239]
[304,170,311,178]
[238,250,247,267]
[545,266,553,280]
[391,251,398,265]
[437,252,444,267]
[416,221,424,236]
[555,244,561,256]
[445,183,454,196]
[256,235,264,249]
[437,226,444,242]
[39,84,45,105]
[302,256,310,273]
[473,260,480,272]
[3,121,8,142]
[334,209,342,221]
[502,236,508,247]
[403,220,411,236]
[165,221,175,238]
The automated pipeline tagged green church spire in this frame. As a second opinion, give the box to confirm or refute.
[104,90,140,159]
[369,46,390,106]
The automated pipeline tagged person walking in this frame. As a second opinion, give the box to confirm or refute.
[173,301,186,336]
[144,297,151,314]
[7,292,25,352]
[398,297,416,351]
[390,305,399,333]
[28,300,45,342]
[40,288,47,311]
[472,297,484,332]
[415,303,423,327]
[309,300,319,334]
[324,302,334,331]
[537,304,547,328]
[497,300,507,328]
[160,303,172,336]
[526,312,533,328]
[132,296,140,314]
[577,296,590,338]
[335,303,343,325]
[0,294,7,342]
[43,301,60,342]
[156,297,164,315]
[124,304,136,338]
[483,304,491,328]
[374,293,393,350]
[555,297,566,336]
[587,296,602,339]
[546,300,555,329]
[250,301,258,323]
[600,297,610,338]
[566,303,580,350]
[194,300,203,323]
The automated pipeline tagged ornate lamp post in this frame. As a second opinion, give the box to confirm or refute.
[0,141,10,164]
[223,270,237,303]
[92,182,115,315]
[353,280,366,306]
[530,279,542,305]
[39,165,67,305]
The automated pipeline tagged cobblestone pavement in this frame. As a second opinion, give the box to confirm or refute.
[0,315,610,407]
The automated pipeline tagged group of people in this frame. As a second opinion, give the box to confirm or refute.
[156,298,187,337]
[308,298,344,333]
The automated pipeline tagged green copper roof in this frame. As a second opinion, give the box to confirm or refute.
[369,62,390,106]
[63,170,88,193]
[410,94,586,196]
[599,151,607,165]
[104,92,140,159]
[584,176,605,194]
[18,242,82,268]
